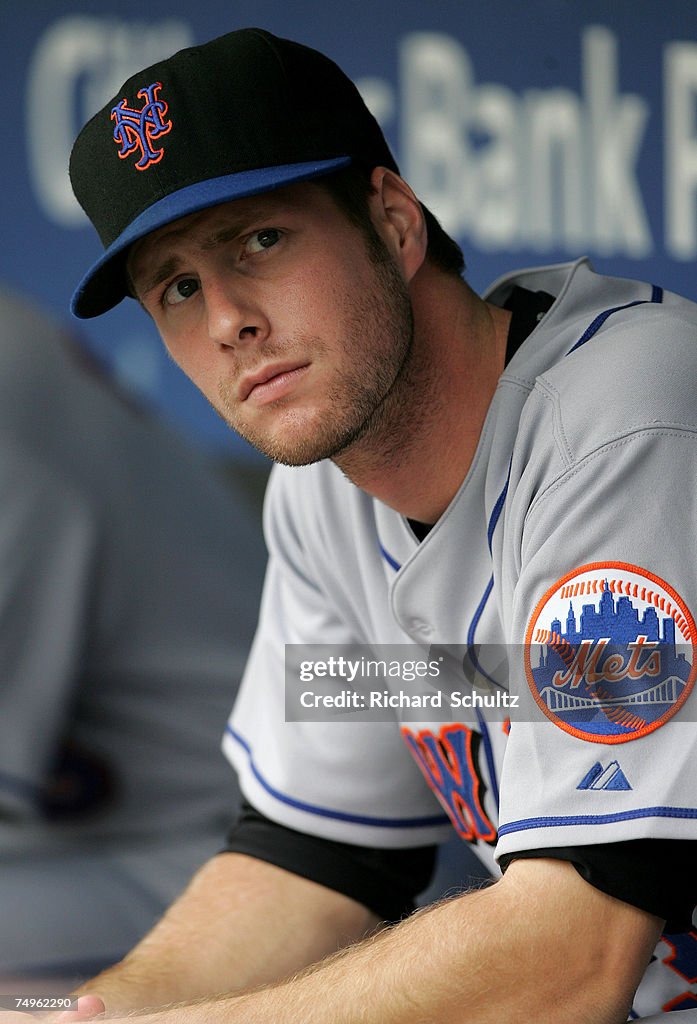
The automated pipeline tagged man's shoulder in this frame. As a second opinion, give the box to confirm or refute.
[539,285,697,437]
[496,260,697,447]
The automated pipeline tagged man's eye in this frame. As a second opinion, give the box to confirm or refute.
[244,228,282,255]
[164,277,199,306]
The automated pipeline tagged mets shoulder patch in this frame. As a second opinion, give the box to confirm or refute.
[524,562,696,743]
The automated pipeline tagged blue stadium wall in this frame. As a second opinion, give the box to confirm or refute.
[3,1,697,459]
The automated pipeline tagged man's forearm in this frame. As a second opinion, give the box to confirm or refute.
[75,852,380,1012]
[89,857,662,1024]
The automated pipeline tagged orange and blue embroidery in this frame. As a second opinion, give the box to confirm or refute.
[111,82,172,171]
[660,931,697,1012]
[402,723,496,843]
[525,562,697,743]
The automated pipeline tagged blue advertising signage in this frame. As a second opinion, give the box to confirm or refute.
[3,1,697,455]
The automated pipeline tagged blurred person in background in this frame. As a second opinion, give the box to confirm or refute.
[0,284,266,981]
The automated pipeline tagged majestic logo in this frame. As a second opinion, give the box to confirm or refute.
[525,563,696,743]
[110,82,172,171]
[577,759,632,790]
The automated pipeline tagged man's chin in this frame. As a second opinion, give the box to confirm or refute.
[218,400,376,467]
[222,420,338,467]
[249,434,343,467]
[236,420,366,468]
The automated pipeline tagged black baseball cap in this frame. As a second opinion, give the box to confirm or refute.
[69,27,399,319]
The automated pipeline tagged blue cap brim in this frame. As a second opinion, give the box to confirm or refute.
[71,156,351,319]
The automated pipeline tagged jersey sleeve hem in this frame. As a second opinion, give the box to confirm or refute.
[223,725,453,849]
[496,805,697,861]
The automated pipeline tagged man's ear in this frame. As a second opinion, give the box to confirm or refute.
[368,167,427,282]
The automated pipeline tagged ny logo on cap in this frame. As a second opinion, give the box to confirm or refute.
[110,82,172,171]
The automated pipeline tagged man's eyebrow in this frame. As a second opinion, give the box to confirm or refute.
[200,204,283,250]
[201,224,244,252]
[129,201,289,297]
[130,255,182,301]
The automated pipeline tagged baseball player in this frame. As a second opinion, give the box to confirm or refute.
[18,26,695,1024]
[0,285,266,979]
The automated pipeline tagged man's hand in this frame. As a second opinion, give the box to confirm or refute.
[57,997,106,1021]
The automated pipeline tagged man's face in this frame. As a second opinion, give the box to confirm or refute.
[128,182,414,465]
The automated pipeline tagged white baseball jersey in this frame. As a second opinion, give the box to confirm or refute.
[225,258,697,1016]
[0,286,267,976]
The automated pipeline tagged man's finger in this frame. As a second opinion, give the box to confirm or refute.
[56,996,106,1022]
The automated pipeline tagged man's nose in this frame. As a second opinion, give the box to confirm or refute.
[206,280,269,349]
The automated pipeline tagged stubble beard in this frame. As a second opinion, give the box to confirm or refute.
[215,248,425,470]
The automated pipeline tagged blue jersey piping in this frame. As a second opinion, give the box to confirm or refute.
[226,725,450,830]
[499,804,697,837]
[566,285,663,355]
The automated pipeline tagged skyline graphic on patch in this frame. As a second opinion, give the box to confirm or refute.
[524,562,696,743]
[111,82,172,171]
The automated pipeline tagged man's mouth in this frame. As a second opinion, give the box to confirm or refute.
[239,362,310,403]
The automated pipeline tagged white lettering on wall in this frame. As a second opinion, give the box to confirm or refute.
[26,16,192,226]
[522,88,584,251]
[665,41,697,258]
[24,18,697,262]
[400,27,652,256]
[583,27,651,256]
